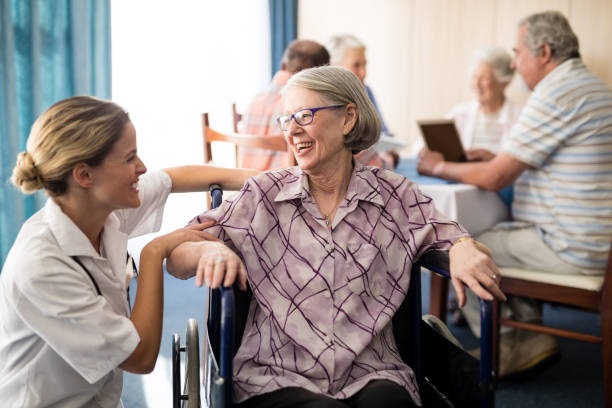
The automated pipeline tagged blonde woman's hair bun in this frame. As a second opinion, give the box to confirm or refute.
[11,151,44,194]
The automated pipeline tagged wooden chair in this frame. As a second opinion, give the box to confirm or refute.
[231,102,242,133]
[491,247,611,407]
[431,242,611,406]
[202,112,295,168]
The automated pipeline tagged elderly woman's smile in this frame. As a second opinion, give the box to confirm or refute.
[295,141,314,152]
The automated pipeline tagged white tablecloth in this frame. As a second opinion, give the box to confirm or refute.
[395,157,510,235]
[419,183,509,235]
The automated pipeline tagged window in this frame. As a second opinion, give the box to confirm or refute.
[112,0,270,230]
[112,3,270,404]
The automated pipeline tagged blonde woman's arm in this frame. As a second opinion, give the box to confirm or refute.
[163,165,260,192]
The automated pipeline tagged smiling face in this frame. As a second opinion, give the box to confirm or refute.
[282,86,354,175]
[471,61,506,106]
[88,121,147,211]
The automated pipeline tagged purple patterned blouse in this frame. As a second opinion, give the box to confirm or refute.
[190,163,467,405]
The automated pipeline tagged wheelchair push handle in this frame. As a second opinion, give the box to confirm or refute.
[210,184,223,208]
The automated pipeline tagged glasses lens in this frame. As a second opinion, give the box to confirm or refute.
[277,115,290,130]
[294,110,313,126]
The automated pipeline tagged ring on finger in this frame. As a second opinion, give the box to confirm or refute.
[215,257,226,264]
[492,274,497,280]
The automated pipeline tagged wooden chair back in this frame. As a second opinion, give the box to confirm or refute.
[202,112,294,167]
[231,102,242,133]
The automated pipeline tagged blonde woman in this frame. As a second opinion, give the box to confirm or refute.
[0,96,253,407]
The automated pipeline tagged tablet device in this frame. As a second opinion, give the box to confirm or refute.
[417,119,467,162]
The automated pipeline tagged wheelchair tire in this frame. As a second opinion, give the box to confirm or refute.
[185,318,201,408]
[172,333,181,408]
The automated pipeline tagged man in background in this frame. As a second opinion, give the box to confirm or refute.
[237,39,329,170]
[418,10,612,377]
[327,34,399,169]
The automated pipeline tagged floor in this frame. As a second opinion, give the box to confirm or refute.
[121,270,604,407]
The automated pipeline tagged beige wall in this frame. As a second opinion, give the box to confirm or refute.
[298,0,612,154]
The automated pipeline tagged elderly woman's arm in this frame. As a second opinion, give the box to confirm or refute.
[166,240,248,291]
[448,238,507,305]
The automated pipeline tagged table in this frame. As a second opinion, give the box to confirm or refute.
[395,157,510,235]
[395,157,511,319]
[419,184,509,235]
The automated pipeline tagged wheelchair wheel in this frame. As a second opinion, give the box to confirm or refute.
[185,318,201,408]
[172,333,182,408]
[172,318,201,408]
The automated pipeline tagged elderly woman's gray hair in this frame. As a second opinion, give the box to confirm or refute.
[326,34,366,66]
[519,10,580,62]
[472,46,514,84]
[284,66,381,153]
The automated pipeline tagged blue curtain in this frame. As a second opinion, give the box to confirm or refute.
[0,0,111,265]
[268,0,297,76]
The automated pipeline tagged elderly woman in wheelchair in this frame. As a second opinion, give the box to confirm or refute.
[167,66,506,408]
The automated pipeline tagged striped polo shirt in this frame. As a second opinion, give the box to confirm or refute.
[505,58,612,273]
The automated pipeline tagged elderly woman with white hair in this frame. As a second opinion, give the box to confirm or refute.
[168,66,505,407]
[447,46,523,162]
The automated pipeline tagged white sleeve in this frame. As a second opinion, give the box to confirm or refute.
[115,170,173,238]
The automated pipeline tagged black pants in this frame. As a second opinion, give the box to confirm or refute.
[235,379,418,408]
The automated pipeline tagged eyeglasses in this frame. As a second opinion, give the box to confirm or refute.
[276,105,345,131]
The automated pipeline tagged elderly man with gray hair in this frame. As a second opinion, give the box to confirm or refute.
[238,39,330,171]
[418,10,612,378]
[326,33,399,170]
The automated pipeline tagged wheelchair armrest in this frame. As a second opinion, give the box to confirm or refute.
[418,249,495,403]
[210,184,223,208]
[418,250,450,279]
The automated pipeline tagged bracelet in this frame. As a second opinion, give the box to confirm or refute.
[452,236,473,247]
[452,236,493,257]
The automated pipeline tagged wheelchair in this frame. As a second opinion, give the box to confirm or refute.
[173,184,496,408]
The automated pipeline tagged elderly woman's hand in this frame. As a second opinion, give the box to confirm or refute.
[166,239,247,291]
[416,147,445,176]
[189,241,247,290]
[448,238,506,307]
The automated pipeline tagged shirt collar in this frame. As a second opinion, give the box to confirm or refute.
[274,162,385,208]
[534,58,583,92]
[44,198,127,265]
[45,198,100,258]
